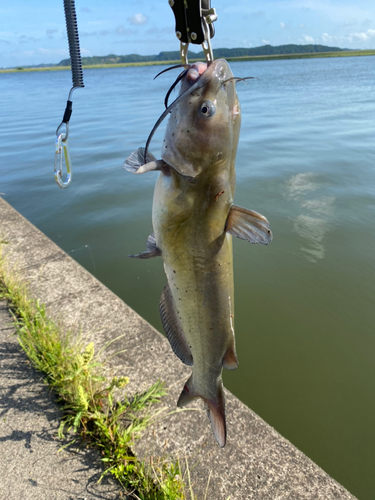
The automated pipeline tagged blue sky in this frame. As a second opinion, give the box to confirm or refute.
[1,0,375,67]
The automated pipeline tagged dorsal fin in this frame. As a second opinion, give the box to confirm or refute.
[159,284,193,366]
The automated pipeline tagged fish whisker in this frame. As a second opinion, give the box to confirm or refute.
[143,74,207,162]
[164,69,189,109]
[222,76,256,85]
[154,64,190,80]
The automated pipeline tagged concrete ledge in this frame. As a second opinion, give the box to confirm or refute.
[0,300,120,500]
[0,197,357,500]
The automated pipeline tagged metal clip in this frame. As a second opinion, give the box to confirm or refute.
[169,0,217,65]
[180,41,189,65]
[54,134,72,189]
[200,13,214,64]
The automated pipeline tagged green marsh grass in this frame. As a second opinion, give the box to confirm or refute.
[1,49,375,74]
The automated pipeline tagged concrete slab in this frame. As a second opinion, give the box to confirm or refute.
[0,300,122,499]
[0,197,357,500]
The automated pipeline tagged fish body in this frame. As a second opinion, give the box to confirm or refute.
[124,59,272,447]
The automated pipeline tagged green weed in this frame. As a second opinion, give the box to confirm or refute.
[0,249,186,499]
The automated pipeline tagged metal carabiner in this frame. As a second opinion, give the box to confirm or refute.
[169,0,217,65]
[54,133,72,189]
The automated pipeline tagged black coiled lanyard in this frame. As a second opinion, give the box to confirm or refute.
[54,0,84,189]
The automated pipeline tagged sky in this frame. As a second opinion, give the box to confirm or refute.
[1,0,375,68]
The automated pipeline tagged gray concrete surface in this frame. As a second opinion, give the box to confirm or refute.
[0,300,123,499]
[0,196,357,500]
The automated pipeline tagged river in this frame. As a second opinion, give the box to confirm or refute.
[1,55,374,499]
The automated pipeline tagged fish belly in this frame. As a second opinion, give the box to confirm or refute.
[153,171,236,400]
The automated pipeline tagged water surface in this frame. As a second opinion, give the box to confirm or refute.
[1,56,374,499]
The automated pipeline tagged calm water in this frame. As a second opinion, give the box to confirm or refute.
[1,56,375,498]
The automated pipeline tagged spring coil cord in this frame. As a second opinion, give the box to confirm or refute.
[54,0,84,189]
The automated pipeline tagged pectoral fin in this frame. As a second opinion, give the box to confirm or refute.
[226,205,273,245]
[128,233,162,259]
[159,284,193,366]
[123,147,164,174]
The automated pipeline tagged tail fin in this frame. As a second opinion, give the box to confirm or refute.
[206,383,226,448]
[177,375,227,447]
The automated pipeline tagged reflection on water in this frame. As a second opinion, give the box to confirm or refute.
[301,197,335,217]
[1,56,375,499]
[286,172,319,199]
[294,214,328,262]
[286,172,335,262]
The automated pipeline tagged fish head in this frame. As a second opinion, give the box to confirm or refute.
[162,59,241,178]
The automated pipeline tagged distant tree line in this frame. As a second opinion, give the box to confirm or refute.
[57,44,347,66]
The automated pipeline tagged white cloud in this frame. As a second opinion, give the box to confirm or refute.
[241,39,253,47]
[38,48,69,57]
[280,22,285,29]
[261,38,270,45]
[348,28,375,42]
[320,28,375,46]
[116,25,137,36]
[301,34,314,43]
[18,35,39,44]
[321,32,337,44]
[128,13,148,25]
[342,20,357,28]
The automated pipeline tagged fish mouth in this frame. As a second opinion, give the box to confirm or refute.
[143,61,223,161]
[185,61,207,83]
[179,59,230,95]
[143,59,234,172]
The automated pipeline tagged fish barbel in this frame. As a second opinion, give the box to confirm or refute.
[124,59,272,447]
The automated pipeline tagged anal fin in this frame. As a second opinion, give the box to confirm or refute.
[159,284,193,366]
[226,205,273,245]
[223,346,239,370]
[128,233,161,259]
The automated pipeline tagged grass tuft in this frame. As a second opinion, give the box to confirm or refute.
[0,246,188,499]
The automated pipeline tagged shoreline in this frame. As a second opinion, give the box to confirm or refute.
[1,49,375,74]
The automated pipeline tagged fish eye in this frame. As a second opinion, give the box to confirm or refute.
[200,100,216,118]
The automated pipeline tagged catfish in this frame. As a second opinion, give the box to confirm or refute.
[124,59,272,447]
